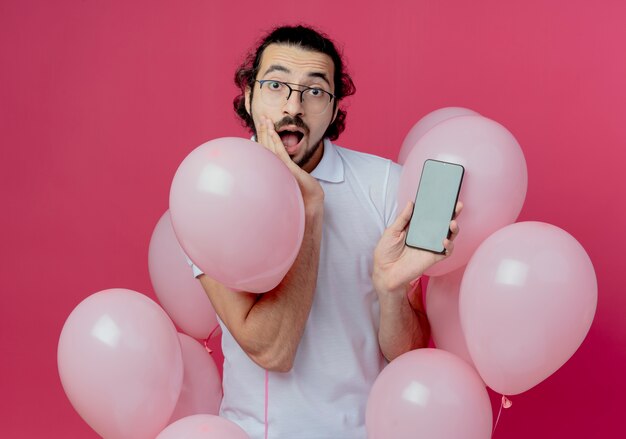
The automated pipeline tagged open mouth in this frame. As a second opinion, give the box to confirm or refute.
[277,126,305,154]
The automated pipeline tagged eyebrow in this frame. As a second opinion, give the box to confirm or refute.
[262,64,331,87]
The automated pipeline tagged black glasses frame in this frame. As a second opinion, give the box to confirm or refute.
[256,80,336,104]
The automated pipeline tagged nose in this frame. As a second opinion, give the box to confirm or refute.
[283,89,304,117]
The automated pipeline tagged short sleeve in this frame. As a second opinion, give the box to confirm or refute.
[184,253,205,278]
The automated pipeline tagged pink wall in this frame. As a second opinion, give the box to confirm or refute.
[2,0,624,437]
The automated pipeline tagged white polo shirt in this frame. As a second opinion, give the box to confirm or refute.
[194,139,401,438]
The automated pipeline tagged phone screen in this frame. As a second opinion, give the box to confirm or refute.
[405,159,464,253]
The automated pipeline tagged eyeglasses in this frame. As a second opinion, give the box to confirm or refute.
[255,80,335,114]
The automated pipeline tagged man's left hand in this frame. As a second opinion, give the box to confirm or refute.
[372,201,462,293]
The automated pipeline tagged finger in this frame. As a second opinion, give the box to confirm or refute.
[442,239,455,256]
[256,116,269,149]
[390,201,414,232]
[259,117,278,154]
[267,118,292,158]
[266,121,288,157]
[265,121,301,171]
[453,201,463,220]
[264,118,279,152]
[449,220,460,241]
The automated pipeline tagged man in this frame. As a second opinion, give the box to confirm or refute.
[192,25,460,438]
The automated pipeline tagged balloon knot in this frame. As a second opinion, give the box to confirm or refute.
[502,395,512,409]
[203,336,213,354]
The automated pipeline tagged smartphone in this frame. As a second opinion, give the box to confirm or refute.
[405,159,464,254]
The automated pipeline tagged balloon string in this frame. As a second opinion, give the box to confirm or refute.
[492,399,504,436]
[492,395,512,437]
[265,369,269,439]
[203,323,221,354]
[208,323,221,339]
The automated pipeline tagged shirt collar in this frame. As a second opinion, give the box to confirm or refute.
[310,138,345,183]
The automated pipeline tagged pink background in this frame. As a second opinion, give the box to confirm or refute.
[2,0,624,437]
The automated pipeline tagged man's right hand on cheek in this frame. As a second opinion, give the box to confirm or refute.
[257,116,324,206]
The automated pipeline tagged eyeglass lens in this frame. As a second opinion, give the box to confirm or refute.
[257,81,333,114]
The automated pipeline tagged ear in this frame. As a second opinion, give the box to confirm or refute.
[244,86,252,116]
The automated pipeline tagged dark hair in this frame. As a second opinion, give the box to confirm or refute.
[233,25,356,140]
